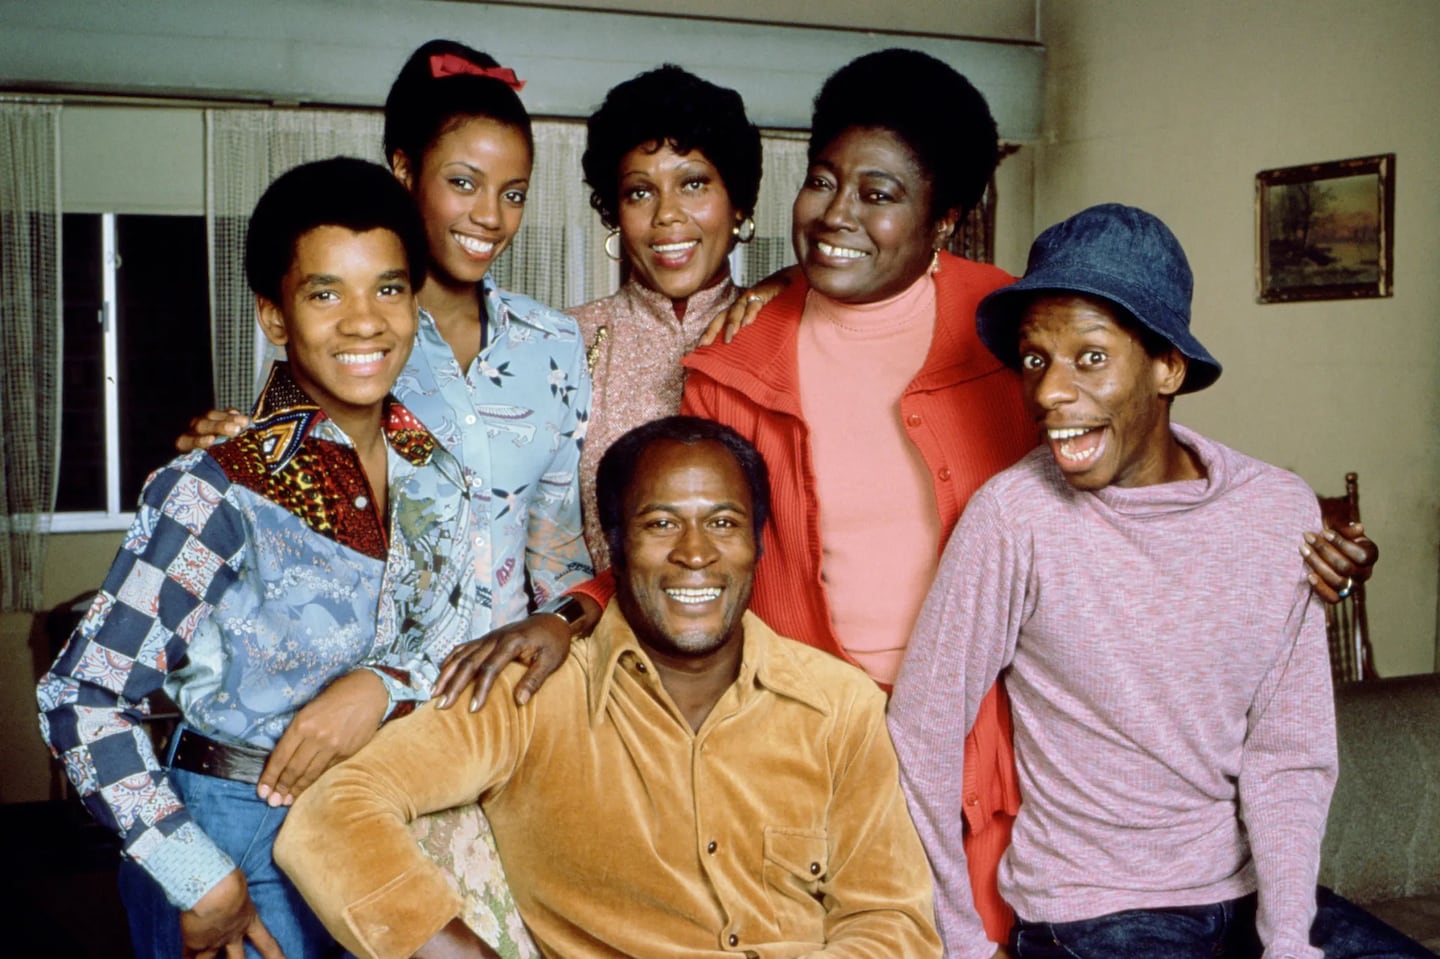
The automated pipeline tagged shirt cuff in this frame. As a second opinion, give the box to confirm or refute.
[138,819,238,910]
[360,665,421,721]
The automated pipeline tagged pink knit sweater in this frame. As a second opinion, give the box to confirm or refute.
[889,425,1336,959]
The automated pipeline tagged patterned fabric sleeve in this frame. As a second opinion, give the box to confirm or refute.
[36,453,246,909]
[521,331,594,605]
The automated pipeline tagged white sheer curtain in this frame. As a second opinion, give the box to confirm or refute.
[206,109,385,410]
[733,132,808,286]
[492,119,615,311]
[0,99,62,611]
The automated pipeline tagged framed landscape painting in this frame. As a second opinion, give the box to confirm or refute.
[1256,153,1394,303]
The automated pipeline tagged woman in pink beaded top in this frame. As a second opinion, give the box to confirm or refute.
[570,65,764,566]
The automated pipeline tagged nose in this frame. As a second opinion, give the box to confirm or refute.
[820,187,857,231]
[339,294,388,337]
[668,522,717,569]
[468,190,502,228]
[653,185,685,226]
[1032,360,1078,411]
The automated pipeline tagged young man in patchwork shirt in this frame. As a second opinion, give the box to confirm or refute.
[888,204,1427,959]
[38,157,479,959]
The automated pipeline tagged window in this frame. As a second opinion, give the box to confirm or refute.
[53,212,213,528]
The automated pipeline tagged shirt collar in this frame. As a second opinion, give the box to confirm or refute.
[584,602,832,727]
[478,275,568,338]
[248,362,439,472]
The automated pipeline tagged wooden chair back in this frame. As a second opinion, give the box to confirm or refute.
[1315,473,1375,684]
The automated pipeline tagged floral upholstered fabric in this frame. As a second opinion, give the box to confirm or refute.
[411,805,540,958]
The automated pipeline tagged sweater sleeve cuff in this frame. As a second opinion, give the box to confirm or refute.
[1263,938,1323,959]
[565,569,615,607]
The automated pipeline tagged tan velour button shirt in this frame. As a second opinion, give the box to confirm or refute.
[275,603,941,959]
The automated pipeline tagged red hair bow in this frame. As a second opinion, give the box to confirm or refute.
[429,53,526,91]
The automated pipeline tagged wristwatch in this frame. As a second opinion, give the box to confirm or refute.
[536,594,588,633]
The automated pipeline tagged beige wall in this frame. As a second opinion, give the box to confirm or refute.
[1034,0,1440,675]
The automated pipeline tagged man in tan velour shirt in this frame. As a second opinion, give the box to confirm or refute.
[274,415,942,959]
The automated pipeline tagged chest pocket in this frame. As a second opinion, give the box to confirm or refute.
[762,826,828,938]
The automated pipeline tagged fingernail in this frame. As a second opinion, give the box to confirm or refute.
[1307,572,1319,585]
[1303,532,1317,545]
[267,793,283,808]
[1299,544,1312,557]
[516,689,531,706]
[257,784,270,799]
[469,699,480,713]
[1323,529,1337,542]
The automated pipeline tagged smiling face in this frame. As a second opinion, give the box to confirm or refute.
[257,226,417,435]
[617,142,742,301]
[395,116,531,290]
[1017,294,1193,491]
[614,439,757,663]
[792,126,955,304]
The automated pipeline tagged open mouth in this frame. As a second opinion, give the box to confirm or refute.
[816,241,866,260]
[1047,425,1104,465]
[336,350,387,366]
[664,586,722,605]
[453,232,497,258]
[650,239,699,268]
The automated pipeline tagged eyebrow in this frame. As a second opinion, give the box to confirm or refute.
[295,268,409,291]
[632,500,750,517]
[442,161,529,188]
[295,273,342,291]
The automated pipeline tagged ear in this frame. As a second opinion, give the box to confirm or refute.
[256,295,289,348]
[931,207,962,251]
[1154,348,1188,398]
[390,150,415,192]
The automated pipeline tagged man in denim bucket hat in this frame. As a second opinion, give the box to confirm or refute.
[889,204,1424,958]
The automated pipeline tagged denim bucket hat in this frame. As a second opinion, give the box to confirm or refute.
[976,203,1222,393]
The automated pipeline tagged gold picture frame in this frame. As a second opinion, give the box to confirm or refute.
[1256,153,1394,303]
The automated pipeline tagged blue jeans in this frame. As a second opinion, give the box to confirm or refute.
[118,764,338,959]
[1008,888,1431,958]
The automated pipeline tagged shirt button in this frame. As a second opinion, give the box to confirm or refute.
[728,934,738,947]
[354,495,369,509]
[938,467,952,481]
[707,840,717,854]
[906,413,922,427]
[809,861,821,875]
[465,414,477,425]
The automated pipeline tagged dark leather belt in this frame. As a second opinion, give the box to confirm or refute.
[170,728,270,786]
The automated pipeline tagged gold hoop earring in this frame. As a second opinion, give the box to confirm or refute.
[929,250,941,275]
[604,229,623,262]
[732,217,756,244]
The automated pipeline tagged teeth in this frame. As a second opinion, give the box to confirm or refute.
[1047,427,1093,440]
[652,241,697,254]
[818,241,866,260]
[454,233,495,255]
[337,351,385,365]
[1057,444,1098,463]
[665,587,721,605]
